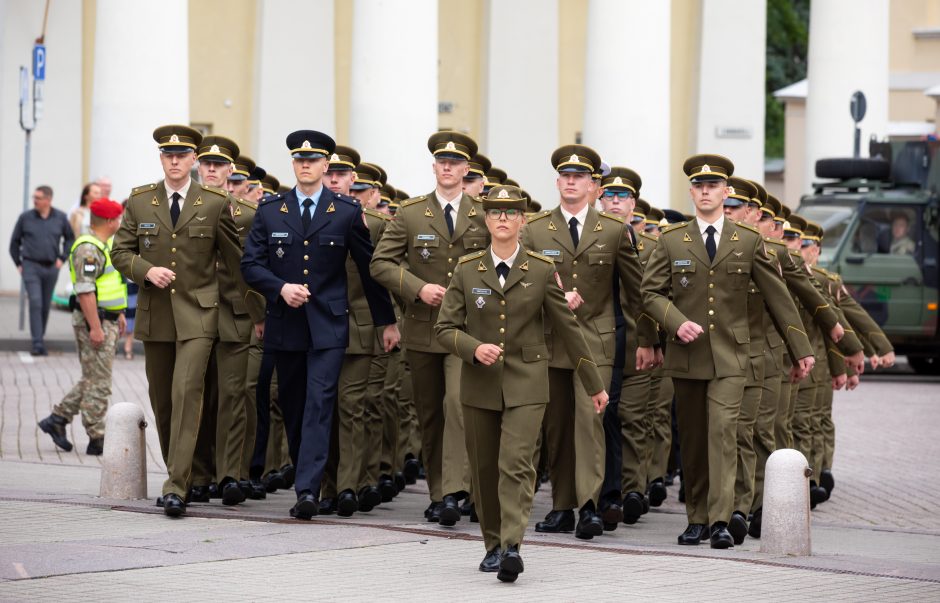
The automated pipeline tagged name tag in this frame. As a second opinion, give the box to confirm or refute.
[417,234,437,241]
[673,260,692,266]
[272,232,289,238]
[139,223,156,229]
[542,249,561,257]
[471,288,492,295]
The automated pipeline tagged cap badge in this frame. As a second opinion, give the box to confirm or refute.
[613,176,623,185]
[497,189,510,199]
[210,144,220,154]
[728,186,736,195]
[445,141,457,151]
[330,153,340,162]
[702,164,711,173]
[302,140,312,149]
[569,154,580,163]
[169,134,180,143]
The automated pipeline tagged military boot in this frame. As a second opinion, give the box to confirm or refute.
[86,437,104,456]
[39,414,73,452]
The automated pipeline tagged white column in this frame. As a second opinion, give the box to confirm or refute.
[805,0,889,192]
[349,0,437,196]
[582,0,670,207]
[89,0,189,200]
[253,0,335,181]
[695,0,767,184]
[482,0,558,206]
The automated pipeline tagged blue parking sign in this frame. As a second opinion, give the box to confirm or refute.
[33,44,46,81]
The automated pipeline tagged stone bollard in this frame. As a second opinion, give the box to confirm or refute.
[760,448,812,556]
[99,402,148,500]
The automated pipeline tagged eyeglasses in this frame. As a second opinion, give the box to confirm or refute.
[602,191,633,199]
[485,208,523,220]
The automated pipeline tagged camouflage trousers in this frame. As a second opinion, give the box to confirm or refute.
[53,320,120,438]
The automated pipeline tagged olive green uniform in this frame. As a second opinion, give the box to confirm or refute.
[435,248,605,552]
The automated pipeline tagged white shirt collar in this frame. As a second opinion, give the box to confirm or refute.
[165,178,192,203]
[491,243,521,270]
[696,215,724,238]
[435,189,463,211]
[559,203,589,227]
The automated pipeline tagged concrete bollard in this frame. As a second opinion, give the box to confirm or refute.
[760,448,812,556]
[99,402,148,500]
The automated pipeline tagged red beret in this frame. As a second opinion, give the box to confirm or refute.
[89,198,123,219]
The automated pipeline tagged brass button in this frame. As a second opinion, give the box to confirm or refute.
[709,269,715,275]
[499,327,505,334]
[304,255,309,261]
[171,247,177,253]
[304,240,309,246]
[709,323,715,330]
[304,269,309,275]
[536,354,541,359]
[573,260,578,266]
[681,269,686,273]
[447,257,453,263]
[499,342,505,348]
[171,276,176,281]
[709,283,715,289]
[708,296,714,303]
[572,287,578,292]
[171,233,177,239]
[498,355,504,362]
[330,241,334,246]
[572,274,578,279]
[303,283,309,288]
[737,268,742,273]
[447,272,452,278]
[500,300,506,306]
[499,314,505,320]
[170,261,176,267]
[449,244,454,249]
[214,302,218,306]
[423,242,428,247]
[170,288,176,294]
[708,309,715,316]
[599,260,604,265]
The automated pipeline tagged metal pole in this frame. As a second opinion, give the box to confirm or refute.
[853,126,861,159]
[18,130,32,331]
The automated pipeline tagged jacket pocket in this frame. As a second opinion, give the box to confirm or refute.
[521,343,549,363]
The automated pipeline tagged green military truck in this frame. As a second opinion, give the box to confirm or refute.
[797,139,940,374]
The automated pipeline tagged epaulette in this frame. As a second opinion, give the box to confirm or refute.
[766,248,777,256]
[471,196,484,203]
[660,222,688,234]
[200,183,227,196]
[827,272,840,282]
[788,248,801,257]
[734,220,760,234]
[458,250,487,264]
[763,236,785,245]
[638,231,658,242]
[811,266,828,277]
[333,192,358,206]
[236,198,258,211]
[130,182,157,196]
[401,196,427,208]
[527,210,552,222]
[259,193,284,205]
[364,207,391,221]
[599,211,625,223]
[525,249,555,263]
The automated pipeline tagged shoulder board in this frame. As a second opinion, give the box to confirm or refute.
[638,231,658,243]
[236,198,258,211]
[401,196,427,208]
[458,250,487,264]
[333,192,357,206]
[811,266,828,276]
[199,183,227,196]
[599,211,625,224]
[472,196,484,203]
[259,193,284,205]
[827,272,840,281]
[527,210,552,222]
[788,248,801,256]
[364,207,391,220]
[660,221,688,234]
[734,221,760,234]
[525,249,555,264]
[763,237,786,250]
[130,182,158,196]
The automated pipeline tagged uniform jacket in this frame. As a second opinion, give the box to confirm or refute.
[641,217,813,380]
[240,187,396,352]
[435,247,605,409]
[815,266,894,357]
[622,230,662,376]
[112,181,252,342]
[370,191,488,353]
[521,206,654,369]
[346,207,392,355]
[218,197,267,343]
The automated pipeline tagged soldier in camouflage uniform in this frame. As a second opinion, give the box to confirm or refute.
[39,199,127,455]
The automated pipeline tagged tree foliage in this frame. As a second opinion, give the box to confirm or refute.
[766,0,810,158]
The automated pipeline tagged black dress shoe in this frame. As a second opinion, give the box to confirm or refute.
[358,486,381,512]
[819,469,835,495]
[664,472,675,487]
[809,480,827,509]
[497,545,524,583]
[678,480,686,503]
[622,492,644,525]
[402,457,420,484]
[479,546,502,572]
[425,501,443,523]
[155,496,164,507]
[575,508,603,540]
[728,511,748,545]
[86,437,104,456]
[641,495,650,515]
[222,481,246,506]
[438,495,461,526]
[648,479,667,507]
[30,346,48,357]
[378,475,397,502]
[263,470,286,493]
[290,491,318,520]
[247,479,267,500]
[237,479,253,497]
[208,483,221,499]
[38,414,73,452]
[188,485,210,503]
[280,464,296,488]
[469,503,479,523]
[460,499,473,516]
[535,510,574,533]
[677,523,707,545]
[600,502,623,527]
[748,507,762,539]
[394,471,406,492]
[319,497,337,515]
[163,493,186,518]
[710,522,734,549]
[337,490,358,517]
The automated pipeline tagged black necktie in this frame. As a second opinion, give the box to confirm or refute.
[302,198,313,231]
[445,204,455,236]
[170,192,181,227]
[569,216,579,248]
[705,225,717,262]
[496,261,510,284]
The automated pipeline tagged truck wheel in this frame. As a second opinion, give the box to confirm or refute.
[815,158,890,181]
[907,355,940,375]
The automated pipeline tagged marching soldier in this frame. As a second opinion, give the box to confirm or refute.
[522,145,653,540]
[641,154,814,548]
[435,185,608,582]
[463,153,491,199]
[112,125,254,517]
[370,131,488,525]
[39,199,127,455]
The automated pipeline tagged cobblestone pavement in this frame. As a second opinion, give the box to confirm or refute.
[1,341,939,600]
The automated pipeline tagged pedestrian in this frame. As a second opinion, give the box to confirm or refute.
[70,183,101,237]
[435,184,608,583]
[38,198,127,455]
[9,185,75,356]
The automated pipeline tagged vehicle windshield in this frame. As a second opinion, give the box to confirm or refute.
[797,203,857,263]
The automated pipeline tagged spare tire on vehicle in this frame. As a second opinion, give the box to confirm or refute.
[815,157,890,181]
